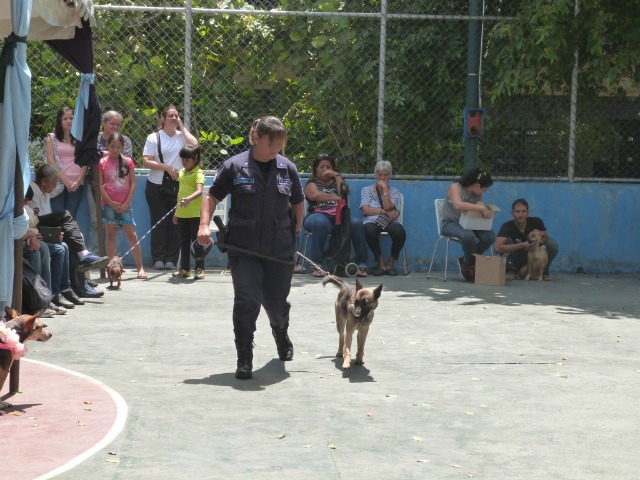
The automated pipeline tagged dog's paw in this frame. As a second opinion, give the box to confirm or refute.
[355,358,365,365]
[336,352,343,358]
[0,400,13,411]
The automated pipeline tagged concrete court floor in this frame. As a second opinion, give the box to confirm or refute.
[16,269,640,479]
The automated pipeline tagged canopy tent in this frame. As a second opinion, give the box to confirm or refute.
[0,0,97,317]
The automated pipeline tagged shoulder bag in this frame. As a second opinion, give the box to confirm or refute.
[372,187,395,230]
[157,132,179,197]
[49,133,65,198]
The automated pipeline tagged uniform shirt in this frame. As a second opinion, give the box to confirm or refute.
[497,217,547,244]
[100,155,135,205]
[176,165,205,219]
[209,149,304,259]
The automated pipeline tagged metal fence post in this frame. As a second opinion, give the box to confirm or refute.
[184,0,193,130]
[567,0,580,182]
[376,0,388,163]
[464,0,483,173]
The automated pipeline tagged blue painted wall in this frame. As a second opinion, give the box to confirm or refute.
[75,174,640,274]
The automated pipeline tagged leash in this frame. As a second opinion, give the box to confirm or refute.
[118,205,178,260]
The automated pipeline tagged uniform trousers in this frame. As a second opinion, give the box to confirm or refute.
[229,254,294,340]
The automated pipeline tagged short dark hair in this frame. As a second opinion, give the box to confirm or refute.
[179,144,201,165]
[512,198,529,211]
[310,153,336,181]
[458,167,493,188]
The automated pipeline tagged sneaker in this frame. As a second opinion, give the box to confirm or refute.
[78,283,105,298]
[86,279,98,288]
[372,266,385,276]
[154,261,165,270]
[41,308,56,318]
[77,253,110,272]
[194,268,205,280]
[172,269,191,278]
[457,257,474,282]
[49,303,67,315]
[385,267,397,276]
[61,289,84,306]
[164,262,175,270]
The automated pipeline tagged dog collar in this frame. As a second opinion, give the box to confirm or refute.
[0,325,27,360]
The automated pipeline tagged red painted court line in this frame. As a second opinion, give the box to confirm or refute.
[1,359,127,480]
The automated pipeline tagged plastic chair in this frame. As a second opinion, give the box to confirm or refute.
[380,192,408,275]
[427,198,461,282]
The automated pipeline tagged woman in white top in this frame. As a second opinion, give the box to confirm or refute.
[142,105,198,270]
[46,106,88,219]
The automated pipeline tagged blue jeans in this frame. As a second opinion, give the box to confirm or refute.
[47,241,71,295]
[302,212,368,268]
[23,243,51,288]
[50,184,85,220]
[441,220,495,266]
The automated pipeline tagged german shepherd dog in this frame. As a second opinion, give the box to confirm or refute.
[107,256,124,289]
[523,230,549,282]
[323,275,382,369]
[1,307,52,411]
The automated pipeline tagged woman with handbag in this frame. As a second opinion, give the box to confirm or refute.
[45,106,88,219]
[360,160,406,276]
[142,105,198,270]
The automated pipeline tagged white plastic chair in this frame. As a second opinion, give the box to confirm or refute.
[380,192,408,275]
[427,198,461,282]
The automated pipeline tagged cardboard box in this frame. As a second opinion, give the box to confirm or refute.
[459,205,500,230]
[473,254,506,286]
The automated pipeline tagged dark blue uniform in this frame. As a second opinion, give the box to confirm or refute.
[209,149,304,339]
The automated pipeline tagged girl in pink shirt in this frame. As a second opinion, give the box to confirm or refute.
[99,133,147,279]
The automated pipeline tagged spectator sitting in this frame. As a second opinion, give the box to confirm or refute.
[26,164,108,298]
[360,160,406,276]
[494,198,559,279]
[302,153,368,277]
[441,167,495,281]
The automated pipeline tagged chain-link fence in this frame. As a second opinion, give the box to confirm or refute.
[9,1,640,179]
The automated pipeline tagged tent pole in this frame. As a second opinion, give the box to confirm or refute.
[10,150,24,393]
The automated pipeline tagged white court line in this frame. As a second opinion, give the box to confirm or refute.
[23,359,129,480]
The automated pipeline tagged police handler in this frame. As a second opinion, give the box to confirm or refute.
[198,116,304,380]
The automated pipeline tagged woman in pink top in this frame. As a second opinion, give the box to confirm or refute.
[46,106,88,218]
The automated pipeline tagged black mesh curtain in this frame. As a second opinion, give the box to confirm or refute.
[46,18,100,167]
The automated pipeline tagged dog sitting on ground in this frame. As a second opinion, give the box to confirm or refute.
[521,229,549,282]
[1,307,52,411]
[106,256,124,289]
[323,275,382,369]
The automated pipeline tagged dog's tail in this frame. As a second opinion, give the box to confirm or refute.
[322,275,346,289]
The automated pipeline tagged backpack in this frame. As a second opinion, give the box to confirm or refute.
[22,260,52,313]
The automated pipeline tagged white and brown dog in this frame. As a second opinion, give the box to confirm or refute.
[323,275,382,369]
[1,307,52,411]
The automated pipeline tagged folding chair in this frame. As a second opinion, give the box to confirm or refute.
[381,192,408,275]
[427,198,461,282]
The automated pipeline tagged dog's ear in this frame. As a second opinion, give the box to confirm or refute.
[22,315,37,332]
[4,306,20,320]
[355,278,363,291]
[373,284,383,300]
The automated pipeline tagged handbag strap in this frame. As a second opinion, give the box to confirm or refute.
[156,131,165,164]
[49,133,63,170]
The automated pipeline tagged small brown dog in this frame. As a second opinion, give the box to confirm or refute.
[523,230,549,281]
[107,256,124,289]
[1,307,52,411]
[323,275,382,369]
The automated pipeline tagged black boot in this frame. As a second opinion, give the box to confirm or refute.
[234,338,253,379]
[271,326,294,361]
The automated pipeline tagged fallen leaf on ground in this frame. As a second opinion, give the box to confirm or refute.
[106,458,121,464]
[412,436,422,442]
[450,464,461,468]
[468,473,477,478]
[417,459,430,463]
[277,434,286,439]
[328,444,336,449]
[304,445,312,449]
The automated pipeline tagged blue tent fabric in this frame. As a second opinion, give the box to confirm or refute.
[0,0,32,313]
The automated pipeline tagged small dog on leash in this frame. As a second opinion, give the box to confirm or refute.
[1,307,52,411]
[522,230,548,281]
[107,256,124,289]
[323,275,382,369]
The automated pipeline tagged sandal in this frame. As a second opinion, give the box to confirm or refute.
[312,269,325,278]
[137,271,148,280]
[357,268,368,277]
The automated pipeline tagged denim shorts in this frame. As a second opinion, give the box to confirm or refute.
[102,204,136,226]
